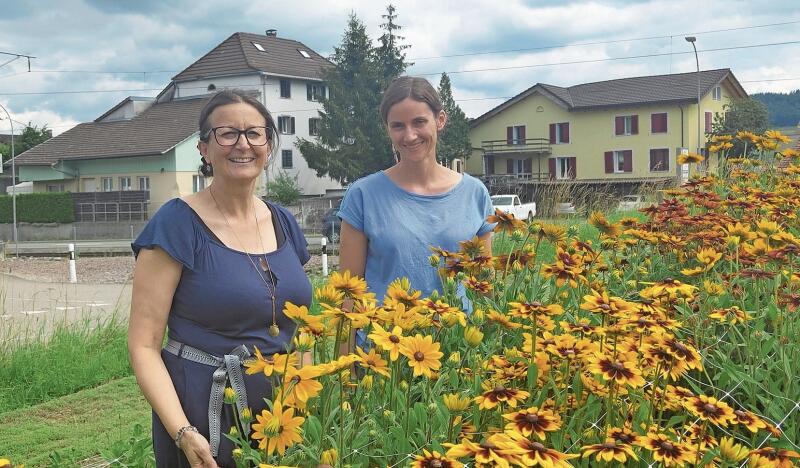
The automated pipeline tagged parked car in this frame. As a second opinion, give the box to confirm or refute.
[491,194,536,220]
[321,204,342,243]
[617,194,650,211]
[556,201,578,215]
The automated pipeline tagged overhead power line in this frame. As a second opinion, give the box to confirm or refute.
[409,19,800,61]
[415,39,800,76]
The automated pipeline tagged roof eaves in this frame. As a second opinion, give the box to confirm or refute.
[570,98,697,111]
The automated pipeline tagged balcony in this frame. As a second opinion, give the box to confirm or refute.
[481,138,552,155]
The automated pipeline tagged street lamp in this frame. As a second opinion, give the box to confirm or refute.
[0,102,18,257]
[684,36,702,159]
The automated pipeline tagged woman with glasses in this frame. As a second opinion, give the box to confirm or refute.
[128,90,312,467]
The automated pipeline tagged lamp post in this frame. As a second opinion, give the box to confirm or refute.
[684,36,702,159]
[0,102,18,256]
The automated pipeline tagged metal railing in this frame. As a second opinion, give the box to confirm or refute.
[481,138,552,154]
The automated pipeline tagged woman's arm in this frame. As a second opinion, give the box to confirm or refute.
[479,231,493,257]
[129,248,218,467]
[339,221,367,278]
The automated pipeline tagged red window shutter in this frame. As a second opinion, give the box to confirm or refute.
[705,112,712,133]
[604,151,614,173]
[652,113,667,133]
[506,126,513,145]
[561,123,570,143]
[519,125,526,142]
[615,116,624,135]
[631,115,638,135]
[549,124,556,144]
[524,158,532,173]
[548,158,556,180]
[506,158,514,173]
[568,157,576,179]
[623,150,633,172]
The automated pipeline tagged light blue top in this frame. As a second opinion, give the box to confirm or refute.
[338,171,494,301]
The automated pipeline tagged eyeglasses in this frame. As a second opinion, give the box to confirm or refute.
[206,126,271,147]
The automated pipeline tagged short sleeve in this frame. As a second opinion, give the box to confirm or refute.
[132,199,200,270]
[337,182,365,232]
[475,179,496,236]
[272,203,311,266]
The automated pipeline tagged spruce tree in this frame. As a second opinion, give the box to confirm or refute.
[376,4,412,88]
[436,73,471,168]
[298,8,411,185]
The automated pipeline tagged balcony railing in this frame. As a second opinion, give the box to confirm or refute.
[481,138,552,154]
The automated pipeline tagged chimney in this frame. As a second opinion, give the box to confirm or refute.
[266,29,277,37]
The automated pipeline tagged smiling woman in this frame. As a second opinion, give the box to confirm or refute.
[128,90,313,467]
[337,76,495,304]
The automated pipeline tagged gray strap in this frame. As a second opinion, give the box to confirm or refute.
[164,339,251,457]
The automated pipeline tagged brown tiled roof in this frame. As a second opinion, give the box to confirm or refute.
[172,32,332,82]
[11,96,210,166]
[471,69,747,127]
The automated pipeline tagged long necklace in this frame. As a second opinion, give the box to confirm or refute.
[209,189,281,337]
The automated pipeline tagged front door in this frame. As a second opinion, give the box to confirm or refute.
[82,178,97,192]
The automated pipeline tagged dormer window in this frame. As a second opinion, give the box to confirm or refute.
[298,49,311,59]
[252,42,265,52]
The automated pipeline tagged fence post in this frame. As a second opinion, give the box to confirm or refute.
[68,243,77,283]
[320,237,328,277]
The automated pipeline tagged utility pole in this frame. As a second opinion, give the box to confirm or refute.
[0,102,18,256]
[684,37,702,159]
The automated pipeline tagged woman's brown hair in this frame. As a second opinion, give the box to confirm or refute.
[379,76,444,125]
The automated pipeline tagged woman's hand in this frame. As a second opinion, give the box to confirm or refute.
[180,431,219,468]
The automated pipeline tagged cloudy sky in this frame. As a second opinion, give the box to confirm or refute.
[1,0,798,136]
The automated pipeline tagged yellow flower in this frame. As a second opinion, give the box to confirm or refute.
[320,448,338,465]
[696,247,722,268]
[327,270,367,298]
[399,334,443,379]
[411,449,464,468]
[677,152,704,164]
[283,303,323,329]
[703,280,725,296]
[718,436,749,463]
[475,382,530,410]
[684,395,736,426]
[360,374,374,390]
[709,306,751,325]
[282,366,324,406]
[293,333,315,352]
[251,400,304,456]
[355,346,391,377]
[464,326,484,348]
[588,211,621,237]
[368,323,405,361]
[586,351,645,388]
[224,387,236,404]
[581,439,639,464]
[503,406,561,440]
[314,284,344,307]
[443,392,472,412]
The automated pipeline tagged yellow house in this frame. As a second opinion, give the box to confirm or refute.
[466,68,747,200]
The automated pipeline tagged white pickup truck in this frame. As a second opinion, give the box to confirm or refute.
[491,194,536,221]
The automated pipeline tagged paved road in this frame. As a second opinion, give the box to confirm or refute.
[0,274,132,345]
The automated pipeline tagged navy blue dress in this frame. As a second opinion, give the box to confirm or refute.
[132,198,312,467]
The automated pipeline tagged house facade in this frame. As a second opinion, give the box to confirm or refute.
[10,30,341,218]
[467,69,747,198]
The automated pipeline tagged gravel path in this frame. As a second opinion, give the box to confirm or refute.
[0,254,339,284]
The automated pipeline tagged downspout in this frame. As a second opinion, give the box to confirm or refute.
[50,160,78,189]
[678,105,685,147]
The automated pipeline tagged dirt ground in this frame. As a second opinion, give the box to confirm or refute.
[0,253,339,284]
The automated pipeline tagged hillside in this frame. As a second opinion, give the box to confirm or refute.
[752,89,800,127]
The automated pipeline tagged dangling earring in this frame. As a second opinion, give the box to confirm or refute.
[201,157,212,175]
[392,147,400,164]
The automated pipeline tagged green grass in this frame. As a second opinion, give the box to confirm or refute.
[0,316,133,413]
[0,375,151,467]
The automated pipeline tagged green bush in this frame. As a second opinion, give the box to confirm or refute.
[265,170,303,206]
[0,192,75,223]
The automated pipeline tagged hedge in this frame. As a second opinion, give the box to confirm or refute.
[0,192,75,223]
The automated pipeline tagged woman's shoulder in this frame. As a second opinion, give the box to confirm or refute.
[150,198,195,221]
[457,173,490,195]
[347,172,386,191]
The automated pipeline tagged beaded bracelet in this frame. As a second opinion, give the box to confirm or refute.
[174,425,199,449]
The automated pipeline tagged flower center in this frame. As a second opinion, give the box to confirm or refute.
[664,277,674,283]
[703,403,719,414]
[292,376,301,384]
[660,441,674,451]
[414,351,425,361]
[601,442,617,450]
[610,360,626,372]
[430,461,442,468]
[530,442,545,451]
[531,301,542,308]
[600,303,611,311]
[525,414,540,424]
[389,335,400,344]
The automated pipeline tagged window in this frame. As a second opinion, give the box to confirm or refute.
[119,176,132,191]
[705,112,713,134]
[138,176,150,191]
[193,175,206,193]
[307,83,326,101]
[651,113,668,133]
[309,118,321,136]
[615,115,638,135]
[506,125,526,145]
[604,150,632,173]
[281,149,293,169]
[46,184,65,192]
[101,177,113,192]
[278,116,296,134]
[280,79,291,98]
[298,49,311,58]
[555,157,575,179]
[713,86,721,101]
[252,42,265,52]
[649,148,670,172]
[549,122,569,144]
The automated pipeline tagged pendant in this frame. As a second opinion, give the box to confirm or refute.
[259,257,269,272]
[268,324,280,337]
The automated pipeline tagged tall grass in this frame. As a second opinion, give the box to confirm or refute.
[0,315,132,413]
